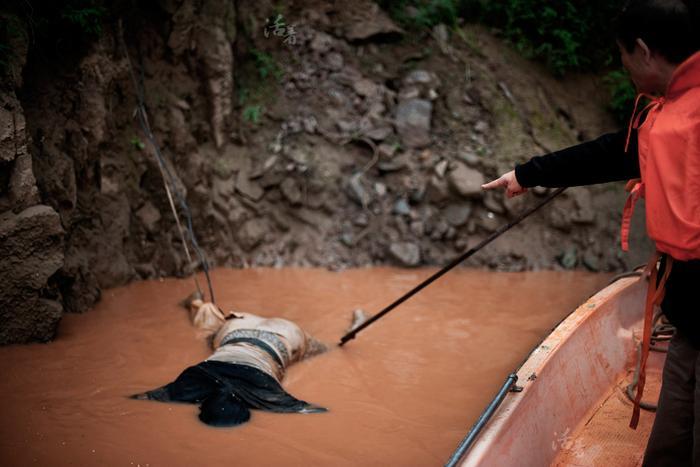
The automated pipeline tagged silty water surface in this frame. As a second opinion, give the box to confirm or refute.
[0,267,611,466]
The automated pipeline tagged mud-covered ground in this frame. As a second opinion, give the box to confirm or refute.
[0,0,652,343]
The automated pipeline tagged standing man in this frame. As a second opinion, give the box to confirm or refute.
[483,1,700,465]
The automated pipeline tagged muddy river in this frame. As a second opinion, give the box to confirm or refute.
[0,268,611,466]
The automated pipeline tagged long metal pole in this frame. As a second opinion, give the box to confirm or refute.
[444,373,519,467]
[338,187,566,346]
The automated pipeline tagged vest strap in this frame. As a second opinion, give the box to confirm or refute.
[620,92,665,253]
[621,180,643,251]
[629,251,673,429]
[624,93,663,153]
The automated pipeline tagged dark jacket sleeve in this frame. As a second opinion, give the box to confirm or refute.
[514,129,641,188]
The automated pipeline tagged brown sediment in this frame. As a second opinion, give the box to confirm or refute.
[0,268,610,466]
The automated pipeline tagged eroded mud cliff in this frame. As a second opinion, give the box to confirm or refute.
[0,0,651,343]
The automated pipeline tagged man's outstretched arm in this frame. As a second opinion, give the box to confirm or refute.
[514,129,641,188]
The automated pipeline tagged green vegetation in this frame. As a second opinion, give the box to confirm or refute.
[379,0,634,121]
[380,0,463,29]
[381,0,622,74]
[604,70,638,123]
[242,105,263,125]
[10,0,107,40]
[130,137,145,151]
[251,49,283,81]
[488,2,586,73]
[237,83,267,126]
[236,47,283,125]
[1,0,108,78]
[2,0,637,123]
[477,0,622,75]
[60,3,107,36]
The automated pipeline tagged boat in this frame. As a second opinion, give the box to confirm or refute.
[447,272,666,466]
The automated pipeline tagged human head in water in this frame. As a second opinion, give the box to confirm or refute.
[614,0,700,94]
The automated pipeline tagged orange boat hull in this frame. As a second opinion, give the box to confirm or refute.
[459,276,658,466]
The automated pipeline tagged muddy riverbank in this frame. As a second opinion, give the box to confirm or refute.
[0,0,653,344]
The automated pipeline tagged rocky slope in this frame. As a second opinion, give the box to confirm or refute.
[0,0,652,344]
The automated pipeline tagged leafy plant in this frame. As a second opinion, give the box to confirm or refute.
[397,0,458,29]
[2,0,108,73]
[61,4,107,36]
[380,0,631,121]
[130,137,145,151]
[251,49,282,81]
[479,0,621,75]
[379,0,492,30]
[604,70,638,124]
[381,0,622,75]
[236,46,281,123]
[242,105,263,124]
[238,88,264,124]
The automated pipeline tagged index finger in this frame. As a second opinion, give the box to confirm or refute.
[481,177,506,190]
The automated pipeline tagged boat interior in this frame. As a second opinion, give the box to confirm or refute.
[456,274,664,467]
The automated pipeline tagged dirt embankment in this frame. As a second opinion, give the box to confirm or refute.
[0,0,652,344]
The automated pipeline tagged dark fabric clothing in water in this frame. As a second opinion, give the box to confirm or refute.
[135,361,326,427]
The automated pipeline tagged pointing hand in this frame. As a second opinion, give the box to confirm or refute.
[481,170,528,198]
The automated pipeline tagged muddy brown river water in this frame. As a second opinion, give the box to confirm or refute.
[0,267,611,466]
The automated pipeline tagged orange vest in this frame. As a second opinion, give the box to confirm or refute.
[622,50,700,261]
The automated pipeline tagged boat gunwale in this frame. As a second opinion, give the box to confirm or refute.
[456,275,646,466]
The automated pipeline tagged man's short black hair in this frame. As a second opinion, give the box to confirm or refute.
[615,0,700,63]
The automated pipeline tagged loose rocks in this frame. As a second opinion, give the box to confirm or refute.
[280,178,302,205]
[444,203,472,227]
[237,218,269,251]
[448,162,485,198]
[388,241,421,266]
[395,99,432,149]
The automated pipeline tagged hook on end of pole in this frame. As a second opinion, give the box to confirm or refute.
[338,333,356,347]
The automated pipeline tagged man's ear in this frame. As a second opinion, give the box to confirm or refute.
[636,38,653,63]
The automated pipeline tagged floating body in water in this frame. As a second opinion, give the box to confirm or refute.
[131,296,335,427]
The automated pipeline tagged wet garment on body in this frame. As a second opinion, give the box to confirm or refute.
[137,360,326,427]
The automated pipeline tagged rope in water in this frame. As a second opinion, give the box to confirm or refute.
[118,23,216,304]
